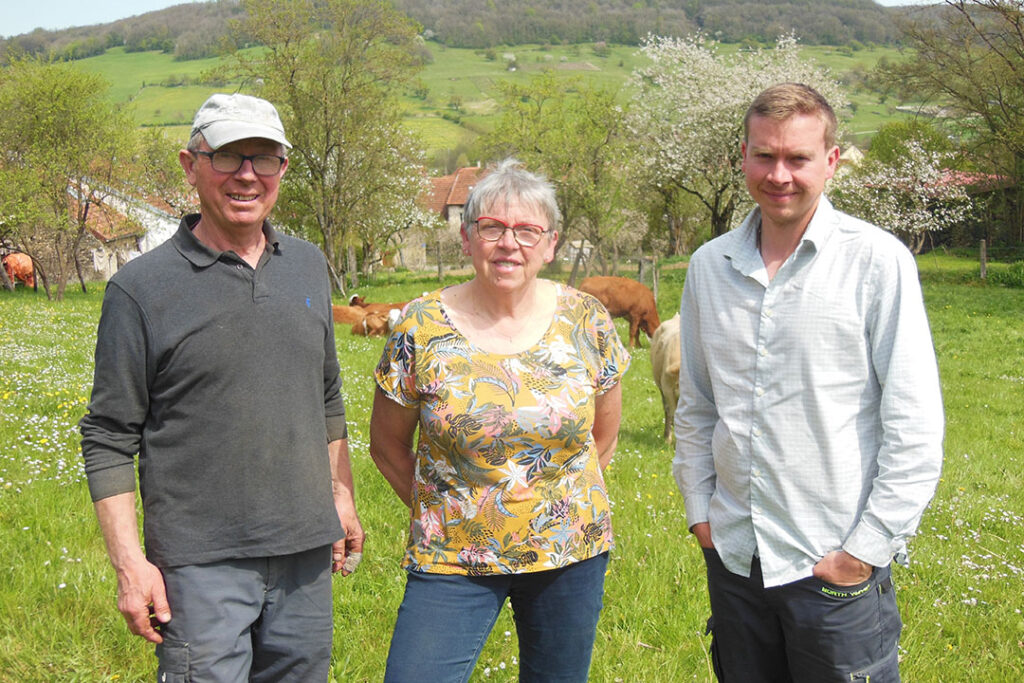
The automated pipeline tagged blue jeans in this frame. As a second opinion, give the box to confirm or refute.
[703,549,902,683]
[384,552,609,683]
[155,545,333,683]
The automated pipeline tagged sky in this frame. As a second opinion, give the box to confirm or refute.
[1,1,197,39]
[1,0,937,39]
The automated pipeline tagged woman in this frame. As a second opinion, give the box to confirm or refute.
[370,158,630,682]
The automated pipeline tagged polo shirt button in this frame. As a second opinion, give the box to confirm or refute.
[236,264,244,270]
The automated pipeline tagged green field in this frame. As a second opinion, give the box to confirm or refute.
[71,41,914,156]
[1,254,1022,681]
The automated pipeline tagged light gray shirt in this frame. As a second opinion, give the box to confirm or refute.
[673,196,944,587]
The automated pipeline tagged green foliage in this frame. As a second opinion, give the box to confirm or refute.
[481,71,631,277]
[987,260,1024,289]
[236,0,428,292]
[0,57,138,300]
[2,255,1023,680]
[867,119,958,166]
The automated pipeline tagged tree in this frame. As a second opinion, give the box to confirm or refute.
[482,71,631,284]
[885,1,1024,163]
[627,34,847,240]
[867,119,959,166]
[880,0,1024,242]
[233,0,428,293]
[0,57,138,300]
[132,128,196,218]
[830,142,973,254]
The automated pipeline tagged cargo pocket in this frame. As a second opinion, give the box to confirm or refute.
[848,643,900,682]
[155,637,190,683]
[705,615,725,681]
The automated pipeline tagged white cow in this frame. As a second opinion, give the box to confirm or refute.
[650,313,681,442]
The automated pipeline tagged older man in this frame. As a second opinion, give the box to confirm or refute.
[674,83,944,682]
[80,93,363,681]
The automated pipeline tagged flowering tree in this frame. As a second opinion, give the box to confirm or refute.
[830,142,973,254]
[627,34,846,239]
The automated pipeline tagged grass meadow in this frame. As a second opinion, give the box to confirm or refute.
[72,41,913,157]
[1,253,1022,681]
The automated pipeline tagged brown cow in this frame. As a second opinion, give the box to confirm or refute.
[351,296,408,318]
[578,276,660,348]
[650,313,681,442]
[351,312,390,337]
[332,305,367,325]
[2,253,35,288]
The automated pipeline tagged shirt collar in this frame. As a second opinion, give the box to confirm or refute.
[725,195,840,276]
[172,214,281,268]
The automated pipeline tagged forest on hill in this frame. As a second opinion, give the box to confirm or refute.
[1,0,907,63]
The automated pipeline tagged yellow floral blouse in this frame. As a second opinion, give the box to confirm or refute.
[374,284,630,575]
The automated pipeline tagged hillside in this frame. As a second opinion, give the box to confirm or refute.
[64,38,910,165]
[1,0,907,62]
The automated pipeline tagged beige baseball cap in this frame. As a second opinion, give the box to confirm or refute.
[190,93,291,150]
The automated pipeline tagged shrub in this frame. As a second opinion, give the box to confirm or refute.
[988,260,1024,288]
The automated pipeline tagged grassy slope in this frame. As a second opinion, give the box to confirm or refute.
[71,42,913,155]
[1,255,1022,681]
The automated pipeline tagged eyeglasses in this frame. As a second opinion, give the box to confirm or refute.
[192,150,286,176]
[474,217,549,247]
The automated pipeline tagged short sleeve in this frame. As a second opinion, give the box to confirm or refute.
[587,296,631,393]
[374,314,420,407]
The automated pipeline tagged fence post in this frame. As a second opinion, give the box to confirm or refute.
[980,239,987,280]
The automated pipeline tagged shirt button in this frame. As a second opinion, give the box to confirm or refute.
[752,467,761,478]
[764,308,773,317]
[758,347,767,357]
[755,387,765,397]
[236,264,244,270]
[752,427,762,437]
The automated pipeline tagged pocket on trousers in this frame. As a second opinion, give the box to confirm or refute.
[705,615,726,682]
[848,643,900,682]
[155,637,190,682]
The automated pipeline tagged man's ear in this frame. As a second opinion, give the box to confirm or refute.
[179,149,198,187]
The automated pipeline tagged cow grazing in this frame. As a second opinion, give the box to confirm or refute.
[650,313,681,442]
[2,253,35,288]
[332,305,367,325]
[578,276,660,348]
[351,312,390,337]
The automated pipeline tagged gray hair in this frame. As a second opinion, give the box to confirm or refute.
[186,130,206,152]
[463,158,561,230]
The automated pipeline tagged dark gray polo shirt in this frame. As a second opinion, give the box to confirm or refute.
[80,215,347,567]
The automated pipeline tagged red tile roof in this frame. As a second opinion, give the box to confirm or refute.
[77,198,144,243]
[423,167,487,216]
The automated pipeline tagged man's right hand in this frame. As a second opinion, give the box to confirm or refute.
[116,557,171,643]
[691,522,714,549]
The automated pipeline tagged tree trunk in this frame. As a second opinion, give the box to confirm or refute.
[436,236,443,284]
[0,261,13,291]
[75,254,88,293]
[346,245,359,290]
[326,259,346,297]
[568,240,586,288]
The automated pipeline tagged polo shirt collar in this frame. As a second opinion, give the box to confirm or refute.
[172,214,281,267]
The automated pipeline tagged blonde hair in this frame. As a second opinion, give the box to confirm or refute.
[744,83,837,150]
